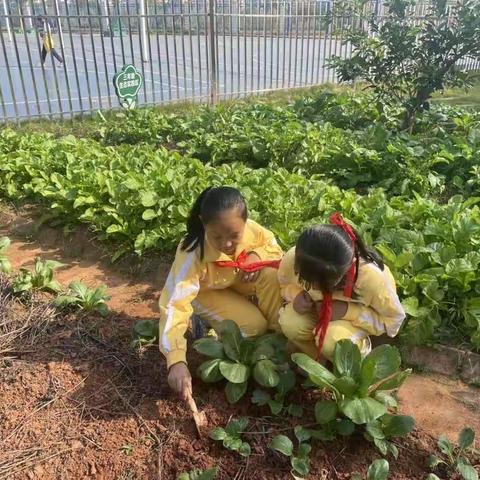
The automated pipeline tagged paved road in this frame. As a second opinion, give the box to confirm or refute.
[0,32,348,120]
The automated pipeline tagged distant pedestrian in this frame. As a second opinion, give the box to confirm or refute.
[35,15,63,66]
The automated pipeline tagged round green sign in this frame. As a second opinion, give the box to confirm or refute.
[113,64,143,109]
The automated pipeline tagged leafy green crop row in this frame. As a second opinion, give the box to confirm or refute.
[95,92,480,198]
[1,127,480,349]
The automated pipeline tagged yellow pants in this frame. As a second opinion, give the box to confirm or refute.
[192,267,282,337]
[278,303,372,361]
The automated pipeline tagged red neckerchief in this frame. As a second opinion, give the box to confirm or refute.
[215,249,281,272]
[314,213,358,360]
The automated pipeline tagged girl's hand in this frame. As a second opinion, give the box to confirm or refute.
[168,362,192,401]
[241,252,262,282]
[293,291,314,314]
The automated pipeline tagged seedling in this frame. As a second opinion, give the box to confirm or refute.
[428,427,478,480]
[120,444,133,455]
[132,319,159,346]
[209,417,251,457]
[352,459,390,480]
[0,237,11,273]
[176,468,218,480]
[269,427,312,478]
[54,281,110,315]
[251,389,303,417]
[292,340,415,456]
[12,258,63,293]
[195,320,296,404]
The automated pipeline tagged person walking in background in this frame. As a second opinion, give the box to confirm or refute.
[35,15,63,66]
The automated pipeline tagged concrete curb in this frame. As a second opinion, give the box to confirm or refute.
[401,344,480,385]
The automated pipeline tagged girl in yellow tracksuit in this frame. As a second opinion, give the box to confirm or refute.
[278,213,405,361]
[159,186,283,400]
[36,16,64,66]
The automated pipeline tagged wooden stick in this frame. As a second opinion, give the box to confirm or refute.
[186,393,207,436]
[186,393,198,414]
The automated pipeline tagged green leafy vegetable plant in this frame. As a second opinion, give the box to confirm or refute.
[428,428,478,480]
[132,319,159,346]
[269,427,312,479]
[352,459,390,480]
[292,340,415,456]
[12,258,63,293]
[209,417,251,457]
[54,281,110,315]
[176,468,218,480]
[0,237,11,273]
[195,320,296,404]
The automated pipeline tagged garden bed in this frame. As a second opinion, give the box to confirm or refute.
[0,284,460,480]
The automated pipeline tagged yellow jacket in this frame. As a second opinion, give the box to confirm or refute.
[278,247,405,337]
[159,220,283,368]
[41,20,54,51]
[43,33,54,51]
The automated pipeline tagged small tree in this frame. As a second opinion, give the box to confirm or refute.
[329,0,480,129]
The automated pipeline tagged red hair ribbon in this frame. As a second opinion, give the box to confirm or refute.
[215,250,281,273]
[330,212,357,298]
[314,213,358,360]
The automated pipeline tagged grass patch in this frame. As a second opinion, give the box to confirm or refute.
[432,72,480,107]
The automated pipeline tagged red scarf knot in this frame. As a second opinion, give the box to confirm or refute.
[215,249,281,273]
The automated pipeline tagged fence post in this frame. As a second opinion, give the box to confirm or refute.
[25,2,33,31]
[208,0,217,104]
[2,0,12,42]
[139,0,149,62]
[102,0,111,33]
[53,0,64,50]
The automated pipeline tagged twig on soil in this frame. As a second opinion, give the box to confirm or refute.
[330,446,347,465]
[0,450,39,477]
[0,446,45,458]
[0,375,88,446]
[0,445,75,480]
[108,379,166,445]
[244,455,250,479]
[324,455,340,480]
[76,323,137,377]
[233,464,247,480]
[0,280,57,355]
[156,422,177,480]
[81,434,104,450]
[157,445,164,480]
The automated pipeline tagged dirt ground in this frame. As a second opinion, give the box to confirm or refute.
[1,203,479,480]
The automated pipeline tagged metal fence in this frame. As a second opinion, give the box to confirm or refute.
[1,0,479,122]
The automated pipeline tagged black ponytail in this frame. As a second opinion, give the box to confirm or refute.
[355,234,384,271]
[181,186,248,259]
[181,187,213,259]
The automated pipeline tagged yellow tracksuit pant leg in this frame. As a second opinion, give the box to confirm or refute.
[192,267,282,337]
[278,303,372,361]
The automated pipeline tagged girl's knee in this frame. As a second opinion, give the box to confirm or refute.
[321,321,371,359]
[279,315,295,341]
[279,304,315,342]
[242,315,268,337]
